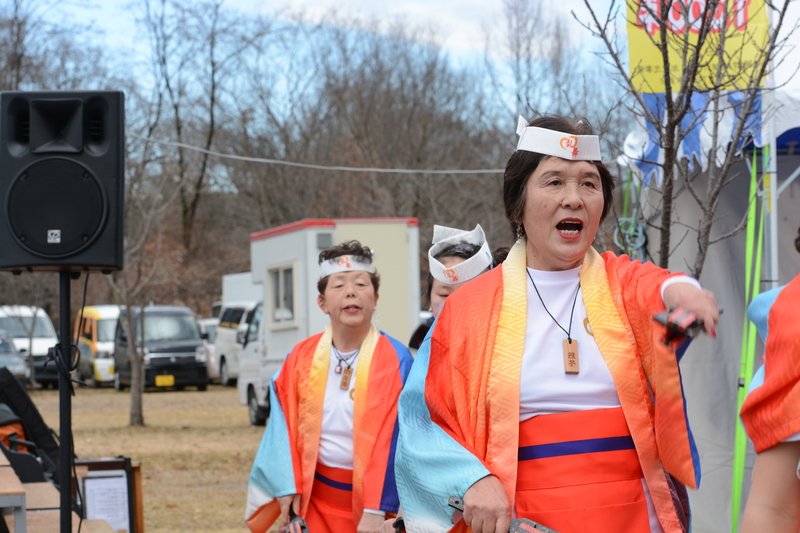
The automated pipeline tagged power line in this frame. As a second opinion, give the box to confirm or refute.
[129,132,505,175]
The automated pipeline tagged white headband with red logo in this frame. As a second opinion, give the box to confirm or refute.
[429,224,492,285]
[515,116,602,161]
[319,255,375,280]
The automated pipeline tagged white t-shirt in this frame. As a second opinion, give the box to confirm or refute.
[316,346,384,516]
[318,347,358,469]
[520,266,620,420]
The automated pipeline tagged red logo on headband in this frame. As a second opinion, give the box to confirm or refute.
[337,256,351,268]
[559,136,578,150]
[443,269,459,282]
[572,147,579,157]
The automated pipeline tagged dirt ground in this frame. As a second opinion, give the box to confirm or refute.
[30,384,266,533]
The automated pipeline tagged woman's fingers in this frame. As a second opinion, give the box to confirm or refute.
[377,519,397,533]
[292,494,301,516]
[663,284,720,338]
[277,493,302,525]
[463,475,511,533]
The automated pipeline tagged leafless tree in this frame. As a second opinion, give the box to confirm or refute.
[484,0,631,153]
[138,0,276,257]
[310,16,508,247]
[580,0,794,277]
[0,0,110,91]
[106,78,179,426]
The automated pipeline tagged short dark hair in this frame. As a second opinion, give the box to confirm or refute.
[424,242,483,307]
[317,240,380,294]
[503,115,615,239]
[795,225,800,254]
[491,246,510,268]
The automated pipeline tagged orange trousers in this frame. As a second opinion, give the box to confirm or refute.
[306,463,356,533]
[515,408,651,533]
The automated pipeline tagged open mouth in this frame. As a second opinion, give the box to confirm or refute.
[343,305,361,313]
[556,219,583,236]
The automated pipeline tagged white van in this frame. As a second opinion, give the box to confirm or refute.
[214,301,258,386]
[0,306,59,387]
[236,302,285,425]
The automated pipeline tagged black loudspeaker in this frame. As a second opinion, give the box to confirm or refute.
[0,91,124,273]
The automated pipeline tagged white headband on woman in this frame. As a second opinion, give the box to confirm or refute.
[429,224,492,285]
[319,255,375,280]
[515,116,602,161]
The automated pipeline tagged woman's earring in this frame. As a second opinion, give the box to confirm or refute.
[516,223,525,239]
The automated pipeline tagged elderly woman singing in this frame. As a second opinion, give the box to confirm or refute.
[247,241,413,533]
[394,116,718,533]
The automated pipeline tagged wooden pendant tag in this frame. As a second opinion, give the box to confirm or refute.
[339,366,353,389]
[563,339,579,374]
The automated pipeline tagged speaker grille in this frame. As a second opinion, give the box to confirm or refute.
[6,158,107,258]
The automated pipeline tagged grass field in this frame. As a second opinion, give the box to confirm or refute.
[30,384,265,533]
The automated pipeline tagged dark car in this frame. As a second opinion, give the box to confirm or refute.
[112,306,208,391]
[0,330,28,384]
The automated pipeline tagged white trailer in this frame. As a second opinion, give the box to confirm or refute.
[237,217,420,424]
[221,272,260,302]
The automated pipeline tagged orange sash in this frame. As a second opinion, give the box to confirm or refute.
[312,463,353,510]
[516,408,649,533]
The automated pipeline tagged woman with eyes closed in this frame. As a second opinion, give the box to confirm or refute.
[394,116,719,533]
[246,241,413,533]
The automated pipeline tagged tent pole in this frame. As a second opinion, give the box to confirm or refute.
[763,88,780,291]
[776,163,800,197]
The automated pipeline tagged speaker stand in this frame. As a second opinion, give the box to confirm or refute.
[58,271,73,533]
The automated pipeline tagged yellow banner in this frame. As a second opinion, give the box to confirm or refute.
[627,0,770,92]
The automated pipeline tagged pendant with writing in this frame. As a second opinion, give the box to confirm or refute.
[339,366,353,389]
[563,339,579,374]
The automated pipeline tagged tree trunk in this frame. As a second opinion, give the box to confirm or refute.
[658,146,675,269]
[124,304,144,426]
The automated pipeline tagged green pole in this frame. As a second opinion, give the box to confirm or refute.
[731,147,761,531]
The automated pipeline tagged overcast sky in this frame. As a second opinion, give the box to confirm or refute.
[54,0,611,59]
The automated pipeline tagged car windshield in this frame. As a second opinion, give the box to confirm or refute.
[0,315,55,338]
[97,319,117,342]
[204,324,217,343]
[136,314,200,342]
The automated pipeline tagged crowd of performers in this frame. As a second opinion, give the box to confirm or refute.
[245,115,800,533]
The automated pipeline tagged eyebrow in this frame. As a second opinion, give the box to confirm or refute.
[330,272,368,281]
[540,169,601,180]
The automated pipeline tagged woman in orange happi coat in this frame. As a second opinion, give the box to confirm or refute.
[394,116,719,533]
[739,227,800,533]
[246,241,413,533]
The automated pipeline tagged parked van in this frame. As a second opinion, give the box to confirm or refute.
[214,301,258,386]
[235,303,284,425]
[73,305,120,387]
[0,306,59,387]
[112,306,208,391]
[197,317,219,381]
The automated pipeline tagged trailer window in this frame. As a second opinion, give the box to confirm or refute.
[269,264,296,329]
